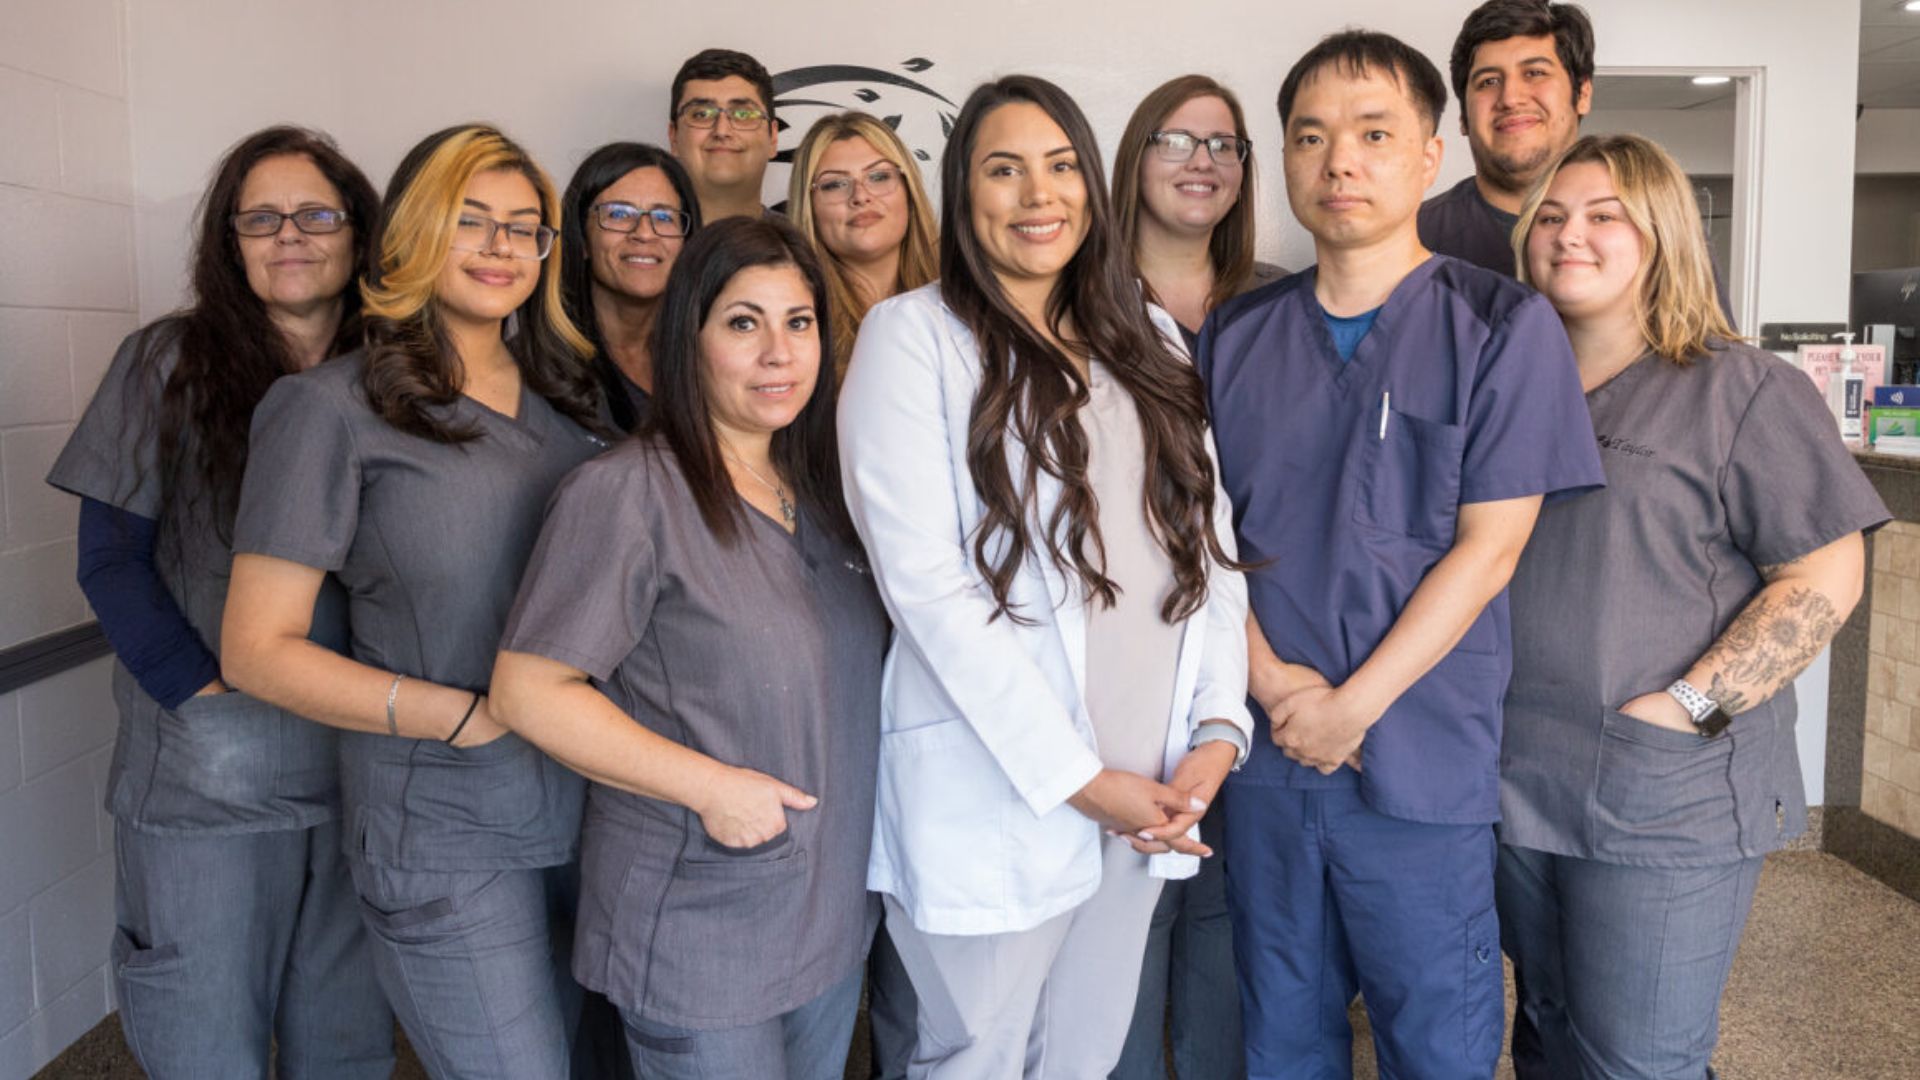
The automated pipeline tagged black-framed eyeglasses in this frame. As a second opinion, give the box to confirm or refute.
[810,166,902,205]
[232,208,350,237]
[1148,130,1251,165]
[451,213,556,261]
[677,102,768,131]
[590,202,691,239]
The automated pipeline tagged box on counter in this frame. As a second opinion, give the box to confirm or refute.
[1874,384,1920,408]
[1870,406,1920,442]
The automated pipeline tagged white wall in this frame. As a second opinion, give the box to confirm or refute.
[0,0,136,1072]
[1585,106,1737,175]
[1856,109,1920,175]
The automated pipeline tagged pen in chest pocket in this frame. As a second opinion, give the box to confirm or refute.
[1378,391,1390,440]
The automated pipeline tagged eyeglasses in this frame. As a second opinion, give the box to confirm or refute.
[1148,130,1251,166]
[451,213,556,261]
[232,208,350,236]
[590,202,691,238]
[811,166,902,206]
[676,102,769,131]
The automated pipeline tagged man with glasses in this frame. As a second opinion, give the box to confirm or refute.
[669,48,779,222]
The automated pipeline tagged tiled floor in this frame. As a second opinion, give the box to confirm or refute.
[33,852,1920,1079]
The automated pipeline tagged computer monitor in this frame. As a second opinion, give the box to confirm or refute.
[1853,267,1920,384]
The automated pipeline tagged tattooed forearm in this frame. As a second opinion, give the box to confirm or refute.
[1695,585,1842,713]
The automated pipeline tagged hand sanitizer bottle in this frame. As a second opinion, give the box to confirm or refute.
[1830,331,1864,445]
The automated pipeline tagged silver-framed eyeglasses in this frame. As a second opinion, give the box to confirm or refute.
[811,166,902,205]
[590,202,691,239]
[1148,130,1251,166]
[677,102,768,131]
[232,208,349,236]
[451,214,556,261]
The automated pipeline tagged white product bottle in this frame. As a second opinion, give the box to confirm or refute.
[1830,331,1865,445]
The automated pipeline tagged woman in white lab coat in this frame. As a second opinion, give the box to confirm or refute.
[837,74,1253,1078]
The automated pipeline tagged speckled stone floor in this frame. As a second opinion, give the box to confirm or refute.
[32,851,1920,1079]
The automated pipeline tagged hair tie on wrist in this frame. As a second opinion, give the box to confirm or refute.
[445,691,482,745]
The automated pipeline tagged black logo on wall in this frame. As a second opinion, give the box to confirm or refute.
[768,58,958,190]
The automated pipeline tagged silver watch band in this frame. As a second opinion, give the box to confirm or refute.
[1191,723,1249,770]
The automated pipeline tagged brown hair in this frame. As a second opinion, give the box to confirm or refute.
[1516,134,1737,363]
[940,75,1241,624]
[360,124,602,442]
[786,112,939,378]
[1112,75,1259,314]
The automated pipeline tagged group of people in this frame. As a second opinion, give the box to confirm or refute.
[50,1,1886,1079]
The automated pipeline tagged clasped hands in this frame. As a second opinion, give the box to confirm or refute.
[1264,665,1371,775]
[1068,737,1238,857]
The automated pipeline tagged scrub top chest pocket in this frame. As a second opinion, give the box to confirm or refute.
[1353,398,1467,545]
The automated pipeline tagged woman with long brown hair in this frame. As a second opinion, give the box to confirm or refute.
[46,125,392,1078]
[221,124,609,1079]
[1501,133,1884,1077]
[837,75,1253,1074]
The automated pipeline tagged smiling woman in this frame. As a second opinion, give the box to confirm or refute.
[837,74,1254,1074]
[218,124,612,1080]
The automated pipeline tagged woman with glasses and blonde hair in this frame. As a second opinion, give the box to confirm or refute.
[560,142,701,432]
[221,124,610,1080]
[1112,75,1283,351]
[45,125,392,1079]
[1109,73,1276,1080]
[788,111,938,381]
[1499,133,1885,1078]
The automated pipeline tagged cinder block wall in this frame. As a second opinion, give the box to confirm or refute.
[0,0,138,1075]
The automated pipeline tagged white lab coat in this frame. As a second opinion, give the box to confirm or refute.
[838,285,1254,937]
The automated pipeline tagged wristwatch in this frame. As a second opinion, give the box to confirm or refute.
[1665,678,1733,738]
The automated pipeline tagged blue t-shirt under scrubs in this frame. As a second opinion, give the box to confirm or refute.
[1195,255,1605,825]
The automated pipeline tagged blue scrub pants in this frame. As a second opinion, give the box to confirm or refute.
[111,818,393,1079]
[1219,784,1502,1080]
[349,859,583,1080]
[1111,815,1246,1080]
[620,968,863,1079]
[1497,844,1763,1080]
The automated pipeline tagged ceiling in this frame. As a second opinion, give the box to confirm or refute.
[1592,74,1734,111]
[1862,0,1920,108]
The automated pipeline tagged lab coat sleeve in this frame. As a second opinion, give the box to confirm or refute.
[839,295,1104,818]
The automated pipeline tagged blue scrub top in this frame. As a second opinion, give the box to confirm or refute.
[1195,255,1604,825]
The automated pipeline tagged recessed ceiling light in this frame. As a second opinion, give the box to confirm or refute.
[1905,1,1920,13]
[1691,75,1732,86]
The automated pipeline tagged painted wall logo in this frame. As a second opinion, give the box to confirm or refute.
[768,57,958,198]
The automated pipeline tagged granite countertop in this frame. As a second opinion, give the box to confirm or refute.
[1853,447,1920,475]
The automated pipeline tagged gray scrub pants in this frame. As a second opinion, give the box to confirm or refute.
[1497,843,1765,1080]
[619,967,863,1078]
[349,859,583,1080]
[111,818,393,1079]
[884,836,1166,1079]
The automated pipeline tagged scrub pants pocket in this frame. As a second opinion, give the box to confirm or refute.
[111,927,187,1074]
[1462,904,1503,1067]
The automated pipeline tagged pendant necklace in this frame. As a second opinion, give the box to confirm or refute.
[724,450,796,526]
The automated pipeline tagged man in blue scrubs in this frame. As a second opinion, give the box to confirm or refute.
[1194,31,1603,1078]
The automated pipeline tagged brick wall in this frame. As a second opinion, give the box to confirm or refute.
[0,0,136,1075]
[1864,520,1920,839]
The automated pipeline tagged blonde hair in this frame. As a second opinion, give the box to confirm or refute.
[1515,133,1736,363]
[359,124,600,442]
[786,112,938,378]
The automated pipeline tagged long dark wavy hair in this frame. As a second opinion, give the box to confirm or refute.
[360,124,604,442]
[940,75,1240,623]
[133,125,378,544]
[646,216,850,545]
[559,142,702,432]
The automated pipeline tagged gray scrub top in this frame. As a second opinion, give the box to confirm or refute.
[233,350,607,870]
[499,435,888,1030]
[1503,342,1888,866]
[47,324,346,834]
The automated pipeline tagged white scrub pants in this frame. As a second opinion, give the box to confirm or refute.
[883,836,1166,1079]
